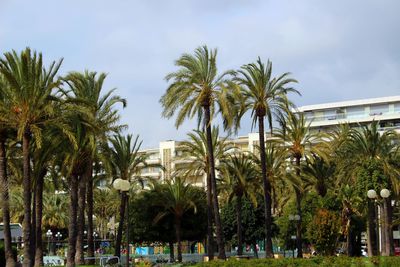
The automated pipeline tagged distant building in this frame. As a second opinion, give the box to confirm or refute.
[296,95,400,132]
[0,223,22,242]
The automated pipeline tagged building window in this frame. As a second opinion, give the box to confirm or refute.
[370,104,388,116]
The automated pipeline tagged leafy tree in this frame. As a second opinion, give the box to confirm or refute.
[221,196,267,258]
[307,208,341,256]
[130,183,207,262]
[160,46,236,260]
[233,58,298,257]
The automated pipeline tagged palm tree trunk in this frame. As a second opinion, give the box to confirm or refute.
[67,174,79,267]
[115,191,127,258]
[295,155,303,258]
[258,115,273,258]
[169,241,174,262]
[204,105,226,260]
[87,163,94,264]
[0,138,16,267]
[22,131,33,267]
[31,188,36,266]
[236,194,243,256]
[75,174,87,264]
[34,169,46,267]
[175,216,182,262]
[206,172,214,260]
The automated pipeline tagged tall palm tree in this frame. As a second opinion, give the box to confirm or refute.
[160,46,235,259]
[219,153,258,255]
[0,75,16,267]
[62,71,126,263]
[0,48,62,266]
[105,133,151,258]
[176,126,233,259]
[233,58,298,257]
[153,177,198,262]
[275,110,322,258]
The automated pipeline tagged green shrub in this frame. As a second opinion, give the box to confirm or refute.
[195,257,400,267]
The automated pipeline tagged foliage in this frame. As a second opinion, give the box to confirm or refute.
[307,209,341,256]
[221,196,268,245]
[129,185,207,244]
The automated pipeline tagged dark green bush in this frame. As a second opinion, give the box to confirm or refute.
[195,257,400,267]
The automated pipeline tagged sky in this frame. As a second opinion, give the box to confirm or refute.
[1,0,400,148]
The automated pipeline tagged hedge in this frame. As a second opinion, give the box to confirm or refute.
[194,257,400,267]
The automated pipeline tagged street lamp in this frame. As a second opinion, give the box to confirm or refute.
[113,178,130,267]
[93,231,99,254]
[289,214,300,258]
[367,188,392,256]
[55,232,62,252]
[46,230,53,255]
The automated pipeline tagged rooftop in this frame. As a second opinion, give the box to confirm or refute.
[297,95,400,112]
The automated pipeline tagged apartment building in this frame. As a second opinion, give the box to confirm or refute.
[139,133,265,186]
[296,95,400,132]
[139,96,400,186]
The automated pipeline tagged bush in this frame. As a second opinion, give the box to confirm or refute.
[194,257,400,267]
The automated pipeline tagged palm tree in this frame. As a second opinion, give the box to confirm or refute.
[176,126,233,259]
[219,153,258,255]
[93,187,119,239]
[302,154,335,197]
[153,177,198,262]
[0,75,16,267]
[233,57,298,257]
[62,70,126,263]
[105,133,151,258]
[160,46,235,259]
[42,192,69,229]
[0,48,62,266]
[275,110,322,258]
[341,122,400,256]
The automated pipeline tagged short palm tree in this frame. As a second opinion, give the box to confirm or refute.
[153,177,198,262]
[176,126,233,259]
[160,46,235,259]
[0,48,62,266]
[302,154,335,197]
[105,133,152,258]
[341,121,400,256]
[275,110,322,258]
[233,57,298,257]
[219,153,258,256]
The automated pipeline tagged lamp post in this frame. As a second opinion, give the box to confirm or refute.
[55,232,62,253]
[113,178,131,267]
[46,230,53,255]
[93,231,99,254]
[289,214,300,258]
[367,188,392,256]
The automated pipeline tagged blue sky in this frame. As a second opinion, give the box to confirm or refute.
[1,0,400,148]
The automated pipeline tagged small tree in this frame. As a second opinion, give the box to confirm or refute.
[308,208,341,256]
